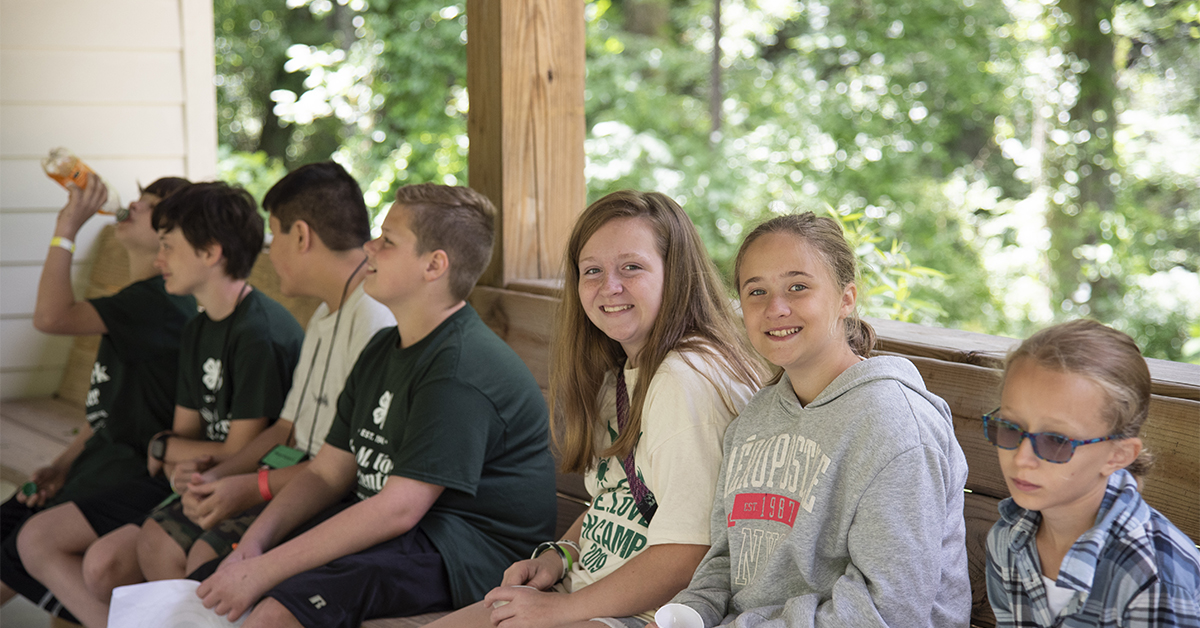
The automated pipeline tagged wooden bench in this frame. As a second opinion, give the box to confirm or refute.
[3,229,1196,628]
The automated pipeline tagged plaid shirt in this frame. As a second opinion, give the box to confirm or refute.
[986,469,1200,627]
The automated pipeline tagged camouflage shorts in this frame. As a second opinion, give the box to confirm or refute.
[147,498,265,558]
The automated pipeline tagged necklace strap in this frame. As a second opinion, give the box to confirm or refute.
[615,368,657,522]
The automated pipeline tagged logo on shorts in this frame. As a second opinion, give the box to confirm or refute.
[372,391,393,427]
[202,358,223,391]
[308,595,327,609]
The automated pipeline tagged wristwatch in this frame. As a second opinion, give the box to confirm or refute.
[149,432,173,461]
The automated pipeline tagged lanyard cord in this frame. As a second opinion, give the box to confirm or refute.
[292,257,368,457]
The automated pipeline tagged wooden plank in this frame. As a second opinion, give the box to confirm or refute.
[506,277,564,297]
[0,51,182,104]
[965,492,1000,628]
[871,317,1200,401]
[0,420,69,479]
[0,0,181,50]
[870,317,1017,369]
[0,397,85,444]
[1,105,185,158]
[467,0,585,286]
[468,285,558,389]
[1139,396,1200,542]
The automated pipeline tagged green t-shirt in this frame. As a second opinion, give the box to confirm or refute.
[324,304,556,607]
[51,276,197,504]
[175,289,304,440]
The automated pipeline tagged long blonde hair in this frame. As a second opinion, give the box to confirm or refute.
[1003,319,1154,476]
[551,191,762,474]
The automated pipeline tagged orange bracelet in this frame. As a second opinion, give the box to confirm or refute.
[258,468,273,501]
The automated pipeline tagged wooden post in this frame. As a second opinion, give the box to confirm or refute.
[467,0,586,287]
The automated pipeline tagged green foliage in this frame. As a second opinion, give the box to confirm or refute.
[216,146,288,206]
[214,0,1199,362]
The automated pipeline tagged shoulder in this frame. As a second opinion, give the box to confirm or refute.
[237,290,303,339]
[96,276,186,314]
[430,305,524,370]
[651,348,754,397]
[1143,506,1200,594]
[841,357,954,446]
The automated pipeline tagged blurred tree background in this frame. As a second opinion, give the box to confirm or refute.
[214,0,1200,362]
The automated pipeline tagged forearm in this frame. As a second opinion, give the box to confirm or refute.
[252,489,421,587]
[34,181,110,335]
[164,419,270,465]
[48,426,93,471]
[238,465,352,552]
[670,511,735,624]
[566,543,710,621]
[204,421,293,479]
[164,437,244,464]
[260,462,309,496]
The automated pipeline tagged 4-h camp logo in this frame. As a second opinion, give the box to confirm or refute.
[90,362,110,386]
[86,361,111,407]
[202,358,223,391]
[372,391,393,427]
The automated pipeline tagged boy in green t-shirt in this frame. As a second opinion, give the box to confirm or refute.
[196,183,557,628]
[1,175,194,621]
[19,182,304,628]
[132,162,394,583]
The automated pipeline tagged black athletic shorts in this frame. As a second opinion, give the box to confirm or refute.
[262,500,453,628]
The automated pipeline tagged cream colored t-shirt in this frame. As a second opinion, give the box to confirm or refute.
[567,349,755,618]
[281,283,394,454]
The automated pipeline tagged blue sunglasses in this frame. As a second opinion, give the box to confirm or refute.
[982,409,1124,464]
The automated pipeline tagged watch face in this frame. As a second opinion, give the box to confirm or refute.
[150,437,166,460]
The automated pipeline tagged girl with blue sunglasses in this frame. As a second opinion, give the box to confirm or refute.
[985,319,1199,627]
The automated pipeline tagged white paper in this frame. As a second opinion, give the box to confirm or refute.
[107,580,248,628]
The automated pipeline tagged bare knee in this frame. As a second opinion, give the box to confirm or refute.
[137,519,186,581]
[244,597,302,628]
[16,504,95,579]
[81,525,142,601]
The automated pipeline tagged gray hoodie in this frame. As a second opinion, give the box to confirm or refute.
[672,356,971,627]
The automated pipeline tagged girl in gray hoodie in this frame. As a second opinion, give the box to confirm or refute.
[662,213,971,627]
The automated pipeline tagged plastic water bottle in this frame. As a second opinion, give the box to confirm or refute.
[41,147,126,220]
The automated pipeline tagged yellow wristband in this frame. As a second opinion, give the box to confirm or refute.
[50,236,75,254]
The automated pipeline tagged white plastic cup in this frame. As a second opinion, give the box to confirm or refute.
[654,603,703,628]
[491,584,538,608]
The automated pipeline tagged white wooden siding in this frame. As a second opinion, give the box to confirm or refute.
[0,0,215,399]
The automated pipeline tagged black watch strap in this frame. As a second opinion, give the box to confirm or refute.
[149,432,172,461]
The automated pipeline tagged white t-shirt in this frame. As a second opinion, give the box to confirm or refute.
[1042,574,1076,617]
[280,283,394,454]
[568,349,755,618]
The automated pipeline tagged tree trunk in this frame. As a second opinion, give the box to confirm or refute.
[1047,0,1119,317]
